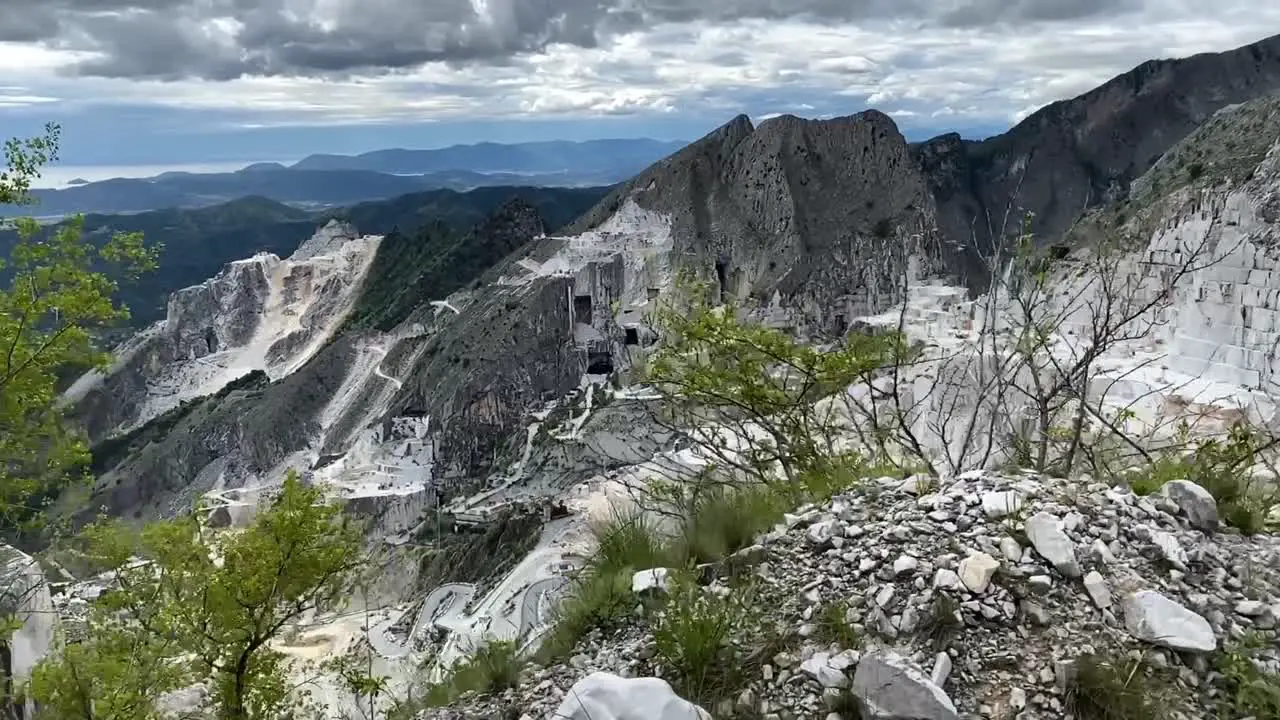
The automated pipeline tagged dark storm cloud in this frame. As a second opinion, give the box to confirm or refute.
[10,0,1147,80]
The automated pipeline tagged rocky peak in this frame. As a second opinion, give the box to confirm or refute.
[917,31,1280,271]
[569,109,945,333]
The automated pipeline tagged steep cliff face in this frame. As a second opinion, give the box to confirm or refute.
[569,111,948,333]
[915,31,1280,280]
[875,97,1280,467]
[66,220,380,442]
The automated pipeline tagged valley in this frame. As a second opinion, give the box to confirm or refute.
[6,28,1280,720]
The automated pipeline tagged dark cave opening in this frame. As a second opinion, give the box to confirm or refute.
[624,328,640,346]
[586,351,614,375]
[573,294,593,324]
[714,259,728,300]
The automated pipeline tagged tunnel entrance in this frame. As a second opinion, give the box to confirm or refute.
[205,327,219,353]
[714,260,728,300]
[624,327,640,346]
[574,295,594,324]
[587,351,615,375]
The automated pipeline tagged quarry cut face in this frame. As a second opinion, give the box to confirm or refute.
[65,220,382,443]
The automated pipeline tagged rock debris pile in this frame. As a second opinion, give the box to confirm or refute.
[422,469,1280,719]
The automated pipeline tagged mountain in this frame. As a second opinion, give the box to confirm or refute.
[2,187,610,329]
[37,34,1280,720]
[914,31,1280,278]
[62,33,1280,543]
[14,139,681,217]
[291,138,688,176]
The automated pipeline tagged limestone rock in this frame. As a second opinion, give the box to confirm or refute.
[632,568,672,595]
[852,651,958,720]
[958,552,1000,593]
[1160,480,1219,531]
[1122,591,1217,653]
[551,672,712,720]
[1083,571,1111,610]
[981,491,1024,519]
[1025,513,1081,578]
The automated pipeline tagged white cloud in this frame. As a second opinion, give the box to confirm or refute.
[3,7,1280,133]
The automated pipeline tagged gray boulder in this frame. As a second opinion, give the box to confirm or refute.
[1025,512,1082,578]
[852,650,958,720]
[1122,590,1216,652]
[1160,480,1220,531]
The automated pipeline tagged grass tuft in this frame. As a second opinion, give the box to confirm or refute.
[1065,652,1176,720]
[652,573,758,707]
[422,639,526,707]
[814,601,861,650]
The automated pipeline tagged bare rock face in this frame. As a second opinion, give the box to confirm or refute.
[1,545,55,719]
[568,110,949,334]
[67,221,379,444]
[915,31,1280,285]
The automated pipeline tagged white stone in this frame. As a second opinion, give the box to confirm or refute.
[998,536,1022,562]
[1235,600,1267,617]
[1122,591,1217,653]
[1010,687,1027,710]
[894,555,920,576]
[852,651,958,720]
[932,569,962,590]
[551,672,713,720]
[1083,571,1111,610]
[1153,531,1188,569]
[1160,480,1220,531]
[1028,575,1053,594]
[631,568,672,595]
[1090,538,1117,564]
[808,520,838,546]
[801,652,851,689]
[958,552,1000,593]
[1025,512,1081,578]
[982,491,1024,519]
[930,652,952,688]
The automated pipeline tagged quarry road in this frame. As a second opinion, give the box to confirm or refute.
[367,344,403,390]
[519,576,567,635]
[430,300,461,316]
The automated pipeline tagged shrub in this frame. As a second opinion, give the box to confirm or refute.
[592,510,675,576]
[1124,424,1279,534]
[538,568,635,663]
[423,639,526,707]
[1216,633,1280,718]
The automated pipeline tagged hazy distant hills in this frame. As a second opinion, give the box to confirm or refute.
[12,138,681,217]
[290,138,688,174]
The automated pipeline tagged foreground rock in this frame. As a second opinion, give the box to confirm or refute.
[852,651,958,720]
[1160,480,1220,532]
[1122,590,1217,653]
[420,470,1279,720]
[551,672,711,720]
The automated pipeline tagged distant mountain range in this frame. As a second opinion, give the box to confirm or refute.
[12,138,682,217]
[289,138,687,175]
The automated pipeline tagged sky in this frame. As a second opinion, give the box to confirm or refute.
[2,1,1279,168]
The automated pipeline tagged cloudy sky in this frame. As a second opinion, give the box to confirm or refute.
[2,0,1278,167]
